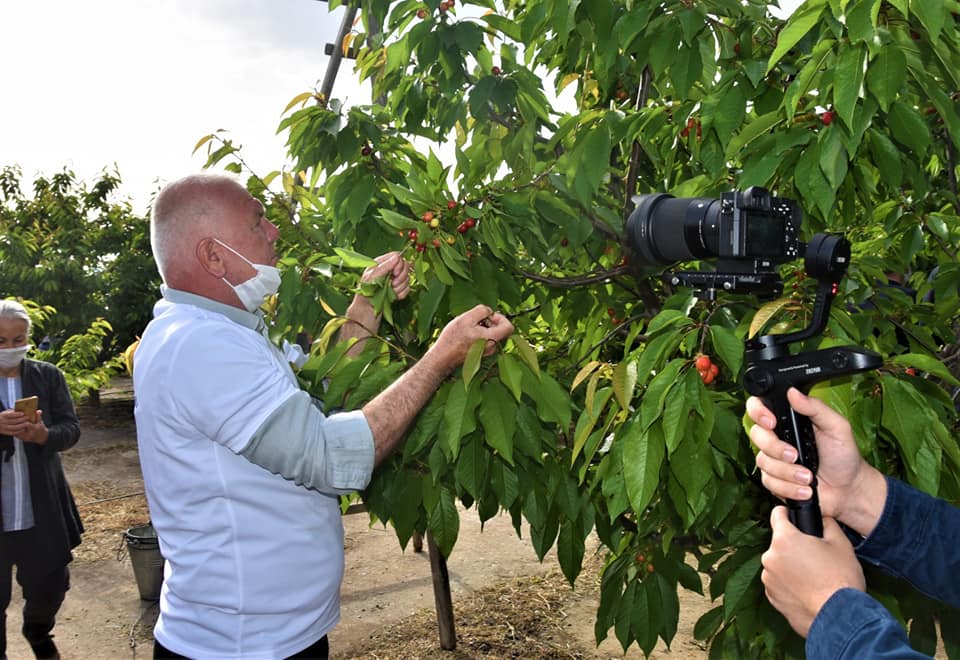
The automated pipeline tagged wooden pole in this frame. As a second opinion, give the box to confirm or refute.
[426,530,456,650]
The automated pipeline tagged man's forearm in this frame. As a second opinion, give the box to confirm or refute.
[361,350,451,465]
[338,297,380,357]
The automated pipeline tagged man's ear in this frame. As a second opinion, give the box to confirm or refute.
[196,237,227,278]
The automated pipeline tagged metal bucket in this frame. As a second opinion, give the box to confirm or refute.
[123,523,164,601]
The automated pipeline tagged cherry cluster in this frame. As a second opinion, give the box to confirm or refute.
[695,354,720,385]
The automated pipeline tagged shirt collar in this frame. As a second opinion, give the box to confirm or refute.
[161,285,265,333]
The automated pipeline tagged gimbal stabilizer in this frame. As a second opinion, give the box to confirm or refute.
[742,234,883,536]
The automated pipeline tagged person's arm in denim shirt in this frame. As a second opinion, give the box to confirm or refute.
[807,588,929,659]
[855,477,960,608]
[806,477,960,658]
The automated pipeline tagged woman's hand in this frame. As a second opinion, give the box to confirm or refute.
[0,408,48,444]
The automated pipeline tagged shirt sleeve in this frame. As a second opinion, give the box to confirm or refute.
[806,588,929,659]
[854,477,960,609]
[239,390,375,495]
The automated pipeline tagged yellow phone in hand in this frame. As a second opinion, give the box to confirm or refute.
[14,396,39,423]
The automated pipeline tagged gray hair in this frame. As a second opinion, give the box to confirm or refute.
[150,173,242,282]
[0,299,32,335]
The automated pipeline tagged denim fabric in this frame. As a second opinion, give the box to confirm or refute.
[806,477,959,658]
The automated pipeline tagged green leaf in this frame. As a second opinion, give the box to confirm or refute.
[329,247,377,269]
[845,0,880,43]
[462,338,488,389]
[693,606,724,641]
[557,518,586,585]
[866,45,907,112]
[656,573,680,646]
[640,359,685,429]
[709,324,743,378]
[511,333,540,378]
[881,375,940,494]
[455,436,489,500]
[497,353,524,401]
[766,0,825,74]
[524,370,572,428]
[913,0,946,42]
[662,371,694,455]
[722,553,761,621]
[890,354,960,386]
[479,380,517,464]
[833,43,865,129]
[670,433,714,520]
[622,420,666,514]
[712,82,747,145]
[428,488,461,557]
[819,128,848,192]
[567,122,611,204]
[439,381,480,459]
[888,101,931,155]
[670,43,703,98]
[612,359,638,410]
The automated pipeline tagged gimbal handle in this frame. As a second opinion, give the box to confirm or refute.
[743,345,881,535]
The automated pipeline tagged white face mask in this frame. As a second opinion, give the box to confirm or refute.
[0,345,31,369]
[214,239,282,313]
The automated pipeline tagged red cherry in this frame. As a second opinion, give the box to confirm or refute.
[408,230,418,241]
[694,355,711,371]
[491,66,501,76]
[820,111,835,125]
[464,217,476,228]
[607,308,616,317]
[560,238,569,247]
[447,200,457,210]
[415,243,427,252]
[432,238,441,248]
[417,8,426,18]
[422,211,434,223]
[457,223,469,234]
[361,145,372,156]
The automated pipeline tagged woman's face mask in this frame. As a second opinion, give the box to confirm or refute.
[0,318,30,370]
[0,344,30,369]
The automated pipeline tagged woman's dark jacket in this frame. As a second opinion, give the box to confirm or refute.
[0,358,83,569]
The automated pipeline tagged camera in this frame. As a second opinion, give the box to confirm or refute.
[621,184,882,537]
[625,186,803,298]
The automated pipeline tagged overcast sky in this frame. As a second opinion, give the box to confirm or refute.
[0,0,356,213]
[1,1,802,214]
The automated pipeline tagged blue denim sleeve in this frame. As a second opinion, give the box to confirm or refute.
[807,588,930,659]
[854,477,960,609]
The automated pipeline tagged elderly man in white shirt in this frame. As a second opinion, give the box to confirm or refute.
[134,173,513,659]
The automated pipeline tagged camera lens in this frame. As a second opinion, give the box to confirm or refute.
[625,193,721,265]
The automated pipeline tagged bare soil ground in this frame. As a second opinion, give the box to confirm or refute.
[5,379,713,660]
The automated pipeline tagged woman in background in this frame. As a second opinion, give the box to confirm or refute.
[0,300,82,660]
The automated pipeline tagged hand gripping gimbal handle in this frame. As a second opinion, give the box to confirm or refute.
[759,393,823,536]
[744,345,883,537]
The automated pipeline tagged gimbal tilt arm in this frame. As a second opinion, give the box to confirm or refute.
[742,234,883,536]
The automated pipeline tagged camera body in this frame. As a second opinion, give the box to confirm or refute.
[626,186,803,298]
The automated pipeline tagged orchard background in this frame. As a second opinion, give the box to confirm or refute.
[3,0,958,657]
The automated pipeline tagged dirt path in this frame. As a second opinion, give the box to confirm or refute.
[4,381,712,659]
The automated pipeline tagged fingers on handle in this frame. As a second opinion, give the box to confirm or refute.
[746,396,776,429]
